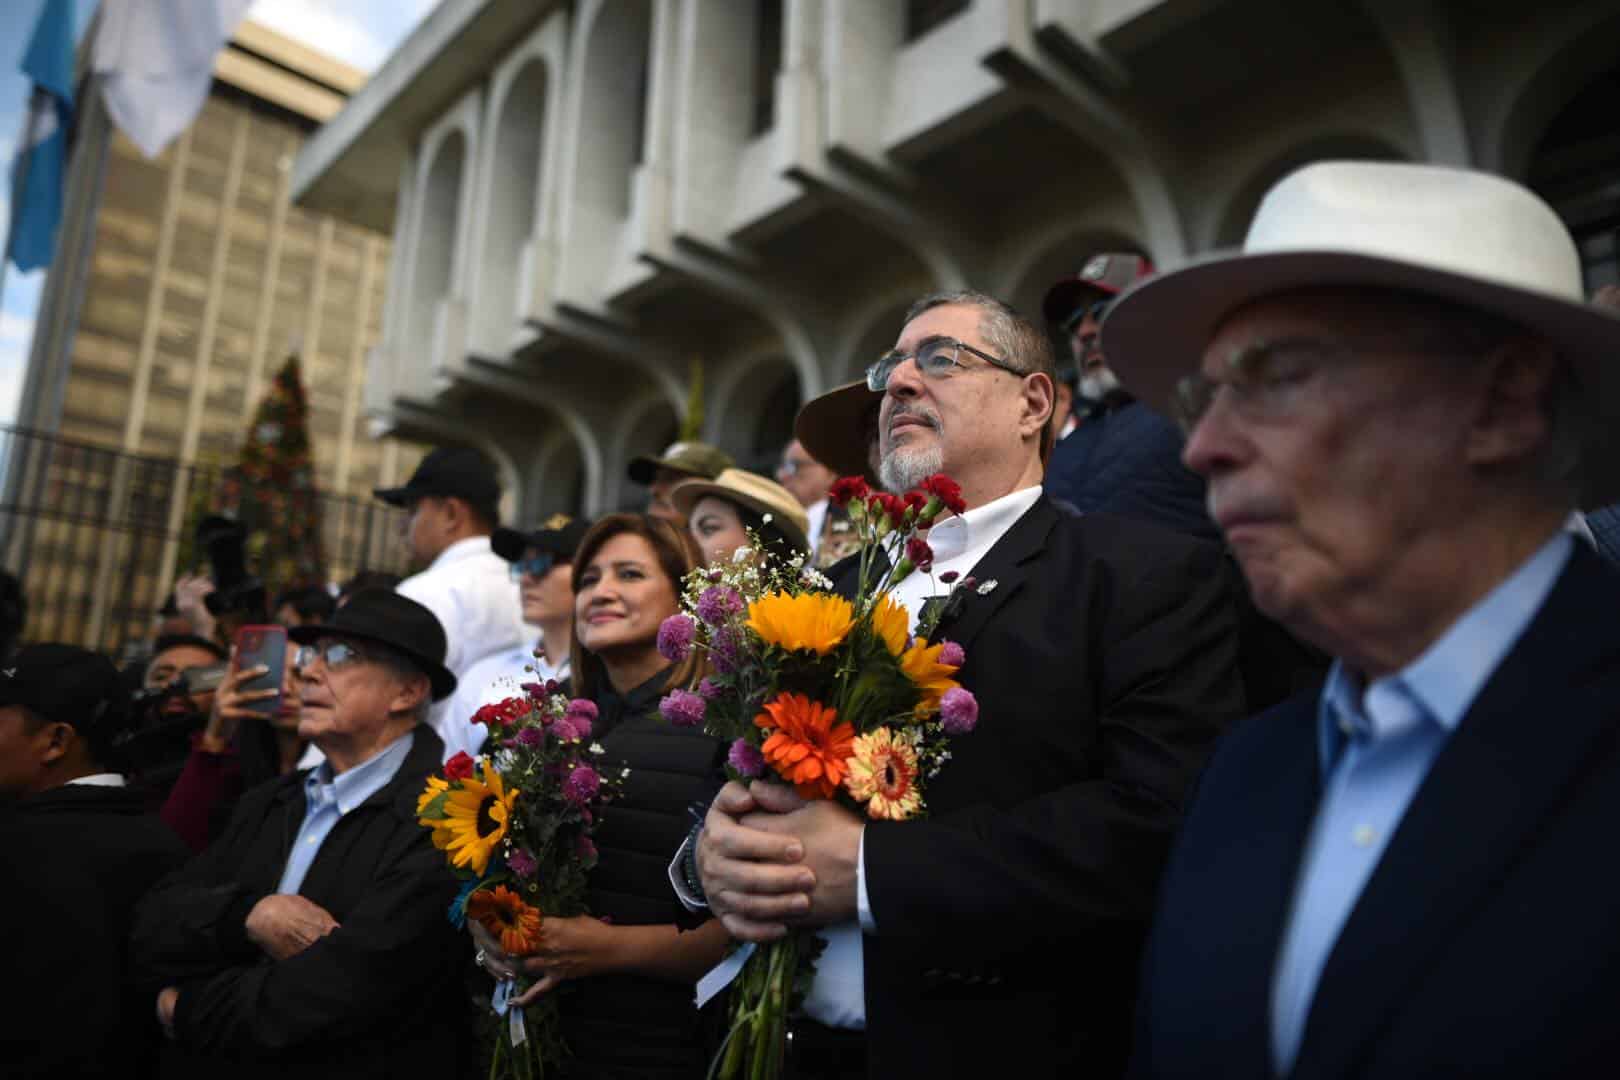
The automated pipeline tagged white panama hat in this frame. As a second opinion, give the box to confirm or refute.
[1102,160,1620,507]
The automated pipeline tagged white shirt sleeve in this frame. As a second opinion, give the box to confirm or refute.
[856,826,876,933]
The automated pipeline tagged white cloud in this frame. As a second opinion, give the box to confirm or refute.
[246,0,441,73]
[0,311,33,424]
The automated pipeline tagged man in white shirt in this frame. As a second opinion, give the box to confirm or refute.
[439,514,587,761]
[775,439,836,551]
[682,289,1246,1076]
[374,446,525,749]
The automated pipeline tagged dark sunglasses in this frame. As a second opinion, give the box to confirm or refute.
[509,552,559,581]
[1061,298,1113,333]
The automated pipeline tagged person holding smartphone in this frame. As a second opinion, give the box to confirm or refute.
[159,627,303,852]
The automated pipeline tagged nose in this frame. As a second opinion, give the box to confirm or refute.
[1180,389,1245,478]
[885,354,925,400]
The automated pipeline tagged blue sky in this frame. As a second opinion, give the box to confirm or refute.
[0,0,440,426]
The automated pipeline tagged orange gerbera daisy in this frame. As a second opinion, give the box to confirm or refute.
[899,640,961,717]
[747,593,855,656]
[868,593,910,657]
[844,727,923,821]
[754,692,856,799]
[467,885,543,956]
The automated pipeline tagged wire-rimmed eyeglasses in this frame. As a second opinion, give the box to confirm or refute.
[866,336,1025,392]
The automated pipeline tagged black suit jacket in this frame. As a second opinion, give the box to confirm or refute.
[847,494,1246,1076]
[1132,543,1620,1079]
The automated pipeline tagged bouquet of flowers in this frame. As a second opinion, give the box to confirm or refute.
[655,473,981,1080]
[416,680,625,1079]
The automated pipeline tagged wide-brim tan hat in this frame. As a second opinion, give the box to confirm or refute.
[794,380,883,484]
[671,468,812,553]
[1103,161,1620,507]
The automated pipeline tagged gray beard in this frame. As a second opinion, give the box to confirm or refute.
[879,442,945,493]
[1078,365,1122,404]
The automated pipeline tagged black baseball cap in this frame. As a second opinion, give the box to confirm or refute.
[374,446,501,511]
[0,644,124,730]
[288,588,458,701]
[491,513,592,564]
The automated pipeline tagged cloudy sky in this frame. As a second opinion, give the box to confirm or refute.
[0,0,441,425]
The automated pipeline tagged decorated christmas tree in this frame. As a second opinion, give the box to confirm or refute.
[218,353,326,593]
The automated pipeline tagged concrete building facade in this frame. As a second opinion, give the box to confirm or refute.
[293,0,1620,519]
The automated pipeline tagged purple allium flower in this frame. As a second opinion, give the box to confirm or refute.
[939,687,979,735]
[551,718,580,742]
[515,726,545,748]
[565,699,597,738]
[506,848,538,879]
[938,640,965,667]
[696,585,744,626]
[710,627,740,674]
[727,738,765,778]
[564,764,601,805]
[657,614,697,662]
[659,688,707,728]
[698,677,724,701]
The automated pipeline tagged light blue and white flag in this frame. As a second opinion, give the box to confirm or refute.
[8,0,77,273]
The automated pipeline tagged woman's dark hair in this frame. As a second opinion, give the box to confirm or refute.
[338,570,403,605]
[730,502,802,560]
[274,584,336,624]
[569,513,706,700]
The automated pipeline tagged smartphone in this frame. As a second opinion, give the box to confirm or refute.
[234,624,288,717]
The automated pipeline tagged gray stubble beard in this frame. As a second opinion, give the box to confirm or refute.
[879,442,945,493]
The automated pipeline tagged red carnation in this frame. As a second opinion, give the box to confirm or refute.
[444,751,476,781]
[869,493,908,530]
[828,476,871,507]
[919,474,967,516]
[905,536,934,572]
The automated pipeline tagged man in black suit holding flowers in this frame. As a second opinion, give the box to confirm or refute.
[685,289,1246,1076]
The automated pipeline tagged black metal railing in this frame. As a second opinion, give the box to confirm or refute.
[0,425,410,658]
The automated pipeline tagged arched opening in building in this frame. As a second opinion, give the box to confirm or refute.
[711,356,801,471]
[580,0,653,221]
[615,396,680,511]
[408,130,466,365]
[1215,135,1407,248]
[529,427,586,520]
[477,59,548,352]
[1527,60,1620,292]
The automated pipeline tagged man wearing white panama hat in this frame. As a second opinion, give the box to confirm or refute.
[1120,161,1620,1078]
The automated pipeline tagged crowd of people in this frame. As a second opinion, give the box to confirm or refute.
[4,159,1620,1078]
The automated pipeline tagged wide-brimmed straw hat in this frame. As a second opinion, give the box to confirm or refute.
[1102,160,1620,507]
[671,468,812,553]
[793,381,883,484]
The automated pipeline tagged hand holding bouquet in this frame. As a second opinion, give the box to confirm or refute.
[656,473,981,1079]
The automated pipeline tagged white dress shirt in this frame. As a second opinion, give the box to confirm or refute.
[438,638,571,763]
[676,484,1045,1028]
[396,535,526,741]
[805,498,830,552]
[66,773,126,787]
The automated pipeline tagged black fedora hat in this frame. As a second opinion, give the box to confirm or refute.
[288,589,457,701]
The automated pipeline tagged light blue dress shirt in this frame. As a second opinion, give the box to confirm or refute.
[1269,532,1571,1073]
[276,732,415,896]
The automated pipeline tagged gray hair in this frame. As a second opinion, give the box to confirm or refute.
[903,289,1056,381]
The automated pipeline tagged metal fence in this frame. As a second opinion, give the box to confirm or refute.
[0,425,410,659]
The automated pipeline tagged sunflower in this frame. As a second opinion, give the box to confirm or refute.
[869,593,910,657]
[747,592,855,656]
[754,692,856,799]
[416,775,449,818]
[899,640,961,716]
[437,761,518,877]
[844,727,923,821]
[467,885,543,956]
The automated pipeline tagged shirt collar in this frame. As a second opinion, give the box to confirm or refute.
[428,535,493,571]
[307,730,416,815]
[66,773,127,788]
[924,485,1042,563]
[1318,530,1573,767]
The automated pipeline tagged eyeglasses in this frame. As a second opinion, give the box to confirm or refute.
[866,336,1025,392]
[1170,340,1355,433]
[1061,299,1113,333]
[777,459,807,478]
[294,639,368,674]
[509,552,559,581]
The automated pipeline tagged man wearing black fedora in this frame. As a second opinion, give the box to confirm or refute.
[131,590,467,1077]
[375,445,525,749]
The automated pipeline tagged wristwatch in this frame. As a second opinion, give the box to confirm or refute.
[681,818,707,905]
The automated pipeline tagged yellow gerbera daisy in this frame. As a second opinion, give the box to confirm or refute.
[900,640,961,716]
[437,763,518,877]
[869,593,910,657]
[746,592,855,656]
[844,727,923,821]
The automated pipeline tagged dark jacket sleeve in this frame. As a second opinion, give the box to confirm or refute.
[169,822,459,1057]
[862,535,1244,962]
[130,785,278,991]
[160,737,245,854]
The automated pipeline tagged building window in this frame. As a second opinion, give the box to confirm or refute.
[753,0,784,136]
[905,0,970,42]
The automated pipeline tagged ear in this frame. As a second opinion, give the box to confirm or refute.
[1017,372,1056,441]
[389,672,431,720]
[40,721,74,767]
[1463,339,1559,469]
